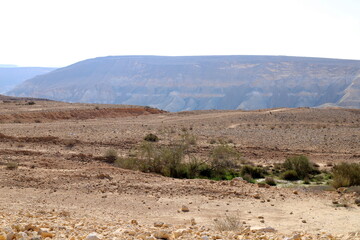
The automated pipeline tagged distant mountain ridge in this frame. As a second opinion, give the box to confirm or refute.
[7,55,360,111]
[0,67,56,93]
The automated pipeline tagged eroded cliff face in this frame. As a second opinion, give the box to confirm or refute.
[7,55,360,111]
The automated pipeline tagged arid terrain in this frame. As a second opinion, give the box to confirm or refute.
[1,97,360,239]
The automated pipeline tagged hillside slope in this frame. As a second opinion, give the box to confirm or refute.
[8,55,360,111]
[0,67,56,93]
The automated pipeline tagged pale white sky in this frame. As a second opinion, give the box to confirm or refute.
[1,0,360,67]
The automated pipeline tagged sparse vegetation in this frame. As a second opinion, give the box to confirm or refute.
[283,155,316,180]
[6,162,18,170]
[144,133,159,142]
[242,174,255,183]
[213,214,242,232]
[209,144,241,171]
[112,140,243,180]
[281,170,299,181]
[240,165,266,179]
[331,162,360,188]
[104,149,118,163]
[265,177,276,186]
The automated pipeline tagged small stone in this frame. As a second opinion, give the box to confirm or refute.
[154,230,172,240]
[288,234,301,240]
[154,222,164,227]
[251,226,276,232]
[253,194,261,199]
[302,220,307,223]
[131,219,138,225]
[181,205,189,212]
[260,220,265,223]
[85,232,102,240]
[354,199,360,206]
[173,229,187,238]
[293,191,298,195]
[6,232,14,240]
[190,218,196,226]
[40,231,54,238]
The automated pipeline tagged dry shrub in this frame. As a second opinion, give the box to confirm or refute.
[213,214,242,232]
[6,162,18,170]
[332,162,360,188]
[104,149,118,163]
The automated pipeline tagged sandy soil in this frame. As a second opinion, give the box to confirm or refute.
[1,99,360,239]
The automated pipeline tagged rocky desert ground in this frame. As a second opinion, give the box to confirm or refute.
[1,96,360,240]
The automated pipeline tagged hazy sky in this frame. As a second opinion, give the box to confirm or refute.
[1,0,360,67]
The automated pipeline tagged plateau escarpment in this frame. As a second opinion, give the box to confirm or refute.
[8,55,360,111]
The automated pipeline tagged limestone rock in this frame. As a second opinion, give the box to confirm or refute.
[85,232,102,240]
[181,205,189,212]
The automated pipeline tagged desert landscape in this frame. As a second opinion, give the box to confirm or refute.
[1,96,360,240]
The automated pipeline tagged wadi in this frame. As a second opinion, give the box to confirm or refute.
[1,95,360,239]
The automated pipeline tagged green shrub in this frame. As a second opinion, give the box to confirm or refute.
[265,177,276,186]
[240,165,266,179]
[283,155,315,179]
[281,170,299,181]
[144,133,159,142]
[104,149,118,163]
[332,162,360,188]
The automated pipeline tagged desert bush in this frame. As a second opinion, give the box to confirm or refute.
[27,101,35,105]
[160,145,187,178]
[240,165,266,179]
[303,177,311,184]
[209,144,241,170]
[182,132,197,146]
[138,142,163,173]
[283,155,315,179]
[213,214,242,232]
[332,162,360,188]
[265,177,276,186]
[144,133,159,142]
[114,157,140,170]
[114,140,243,180]
[209,139,217,144]
[281,170,299,181]
[242,174,255,183]
[6,162,18,170]
[104,149,118,163]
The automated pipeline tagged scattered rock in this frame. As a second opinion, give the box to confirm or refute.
[355,199,360,206]
[85,232,102,240]
[154,230,172,240]
[131,219,138,225]
[253,194,261,199]
[252,226,277,232]
[181,205,189,212]
[154,222,164,227]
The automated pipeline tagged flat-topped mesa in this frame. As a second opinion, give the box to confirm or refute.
[7,55,360,111]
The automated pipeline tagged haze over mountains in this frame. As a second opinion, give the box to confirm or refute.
[7,55,360,111]
[0,66,56,93]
